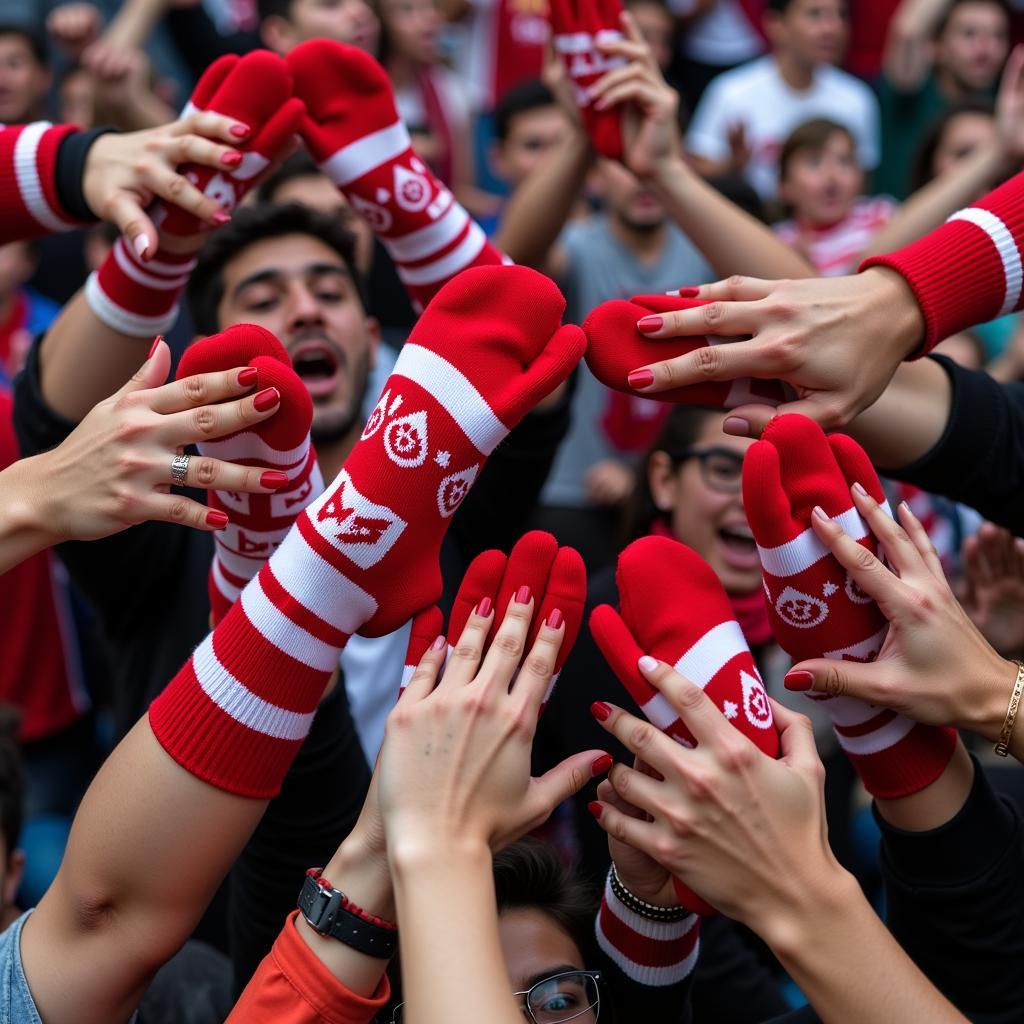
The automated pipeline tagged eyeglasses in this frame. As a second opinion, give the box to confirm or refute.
[391,969,602,1023]
[665,445,744,494]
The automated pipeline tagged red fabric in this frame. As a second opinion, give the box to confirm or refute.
[601,391,669,453]
[227,911,390,1024]
[861,170,1024,356]
[0,292,28,379]
[491,0,548,104]
[286,40,505,312]
[597,890,699,970]
[743,414,956,798]
[589,535,781,913]
[845,0,899,79]
[584,294,789,408]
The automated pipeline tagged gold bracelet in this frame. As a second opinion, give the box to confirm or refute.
[994,660,1024,757]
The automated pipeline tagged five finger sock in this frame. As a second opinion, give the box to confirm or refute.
[743,414,957,799]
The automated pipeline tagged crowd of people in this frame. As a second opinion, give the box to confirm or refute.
[0,0,1023,1020]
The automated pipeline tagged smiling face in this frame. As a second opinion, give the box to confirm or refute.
[215,232,378,443]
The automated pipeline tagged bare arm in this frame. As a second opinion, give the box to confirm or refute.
[883,0,953,92]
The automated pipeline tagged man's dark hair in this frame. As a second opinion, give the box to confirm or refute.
[494,80,557,142]
[779,117,856,181]
[935,0,1011,38]
[187,203,365,335]
[0,706,24,856]
[256,0,294,22]
[256,151,324,204]
[0,23,47,65]
[766,0,847,15]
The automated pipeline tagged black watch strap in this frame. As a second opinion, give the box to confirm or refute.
[297,869,398,959]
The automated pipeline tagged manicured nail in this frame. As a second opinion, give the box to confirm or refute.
[677,287,700,297]
[133,233,150,260]
[431,634,447,651]
[590,701,612,722]
[229,123,250,138]
[851,481,868,498]
[627,368,655,389]
[591,754,613,776]
[212,210,231,226]
[784,670,814,692]
[515,584,531,605]
[587,800,603,820]
[222,150,243,167]
[899,500,912,517]
[147,335,163,360]
[545,608,564,630]
[723,416,750,436]
[811,505,829,523]
[260,470,289,489]
[206,509,229,529]
[237,366,258,387]
[637,315,663,333]
[638,655,659,674]
[476,596,492,617]
[253,387,280,412]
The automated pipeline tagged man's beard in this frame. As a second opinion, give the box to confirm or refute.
[310,347,372,445]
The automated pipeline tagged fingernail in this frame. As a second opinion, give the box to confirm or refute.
[812,505,829,523]
[545,608,564,630]
[475,596,492,618]
[222,150,243,167]
[587,800,603,820]
[723,416,750,436]
[212,210,231,226]
[637,315,663,333]
[253,387,280,412]
[260,470,290,489]
[627,368,655,389]
[229,123,250,138]
[677,287,700,297]
[515,584,531,605]
[206,510,229,529]
[590,700,612,722]
[784,670,814,692]
[591,754,613,776]
[147,335,163,360]
[899,500,912,517]
[133,233,150,260]
[852,481,868,498]
[237,366,258,387]
[431,634,447,651]
[638,655,659,674]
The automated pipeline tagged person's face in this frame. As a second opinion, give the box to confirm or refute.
[779,131,862,225]
[0,241,34,298]
[215,233,378,441]
[931,110,997,179]
[498,909,598,1023]
[628,0,675,72]
[58,67,95,128]
[649,417,758,595]
[492,105,572,187]
[936,3,1008,93]
[597,159,666,232]
[768,0,848,68]
[264,0,381,54]
[0,35,48,123]
[382,0,443,63]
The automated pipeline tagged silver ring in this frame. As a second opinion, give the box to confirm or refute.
[170,453,191,486]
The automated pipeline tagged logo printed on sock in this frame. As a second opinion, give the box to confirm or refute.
[845,572,872,605]
[775,586,828,629]
[394,165,431,212]
[271,476,314,516]
[740,670,773,729]
[312,470,407,567]
[384,410,429,467]
[362,389,391,439]
[199,172,237,210]
[351,194,392,232]
[437,465,478,518]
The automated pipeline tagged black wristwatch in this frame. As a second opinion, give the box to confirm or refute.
[297,868,398,959]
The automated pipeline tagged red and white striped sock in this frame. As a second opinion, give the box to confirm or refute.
[149,265,585,797]
[285,39,505,311]
[743,414,957,799]
[595,870,700,988]
[584,294,789,408]
[176,324,324,624]
[590,535,779,913]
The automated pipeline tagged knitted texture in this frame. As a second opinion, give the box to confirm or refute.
[285,39,505,312]
[743,414,957,798]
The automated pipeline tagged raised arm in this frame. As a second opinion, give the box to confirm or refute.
[883,0,951,92]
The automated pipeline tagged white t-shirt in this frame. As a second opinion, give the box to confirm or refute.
[672,0,765,67]
[686,56,880,200]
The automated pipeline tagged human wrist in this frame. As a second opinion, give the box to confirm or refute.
[0,454,57,554]
[389,830,490,879]
[859,266,925,360]
[967,654,1020,744]
[325,833,395,923]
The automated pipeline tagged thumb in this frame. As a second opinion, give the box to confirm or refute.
[530,748,609,820]
[120,337,171,396]
[784,657,890,706]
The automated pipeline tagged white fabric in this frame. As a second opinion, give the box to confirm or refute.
[14,122,77,233]
[673,0,764,65]
[948,207,1024,317]
[672,620,749,689]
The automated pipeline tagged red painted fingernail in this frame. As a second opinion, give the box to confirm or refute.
[147,335,163,360]
[222,150,243,167]
[591,754,613,776]
[677,287,700,297]
[212,210,231,226]
[784,670,814,692]
[237,366,258,387]
[627,368,655,389]
[546,608,564,630]
[588,800,603,820]
[253,387,280,412]
[515,584,531,605]
[261,470,289,489]
[230,123,250,138]
[591,701,612,722]
[476,596,492,617]
[637,315,663,333]
[431,634,447,651]
[206,509,229,529]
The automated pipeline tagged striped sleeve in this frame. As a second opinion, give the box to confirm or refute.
[0,122,87,243]
[861,170,1024,356]
[594,871,700,988]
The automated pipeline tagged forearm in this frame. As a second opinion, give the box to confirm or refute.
[647,157,814,280]
[874,737,974,832]
[102,0,167,52]
[883,0,949,89]
[0,452,56,572]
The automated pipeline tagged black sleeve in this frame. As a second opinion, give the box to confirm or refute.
[875,758,1024,1023]
[164,6,262,80]
[883,355,1024,535]
[54,127,112,223]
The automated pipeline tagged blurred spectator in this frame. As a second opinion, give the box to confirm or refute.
[626,0,676,73]
[0,24,50,124]
[259,0,380,54]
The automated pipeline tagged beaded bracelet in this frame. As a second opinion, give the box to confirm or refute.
[610,864,693,922]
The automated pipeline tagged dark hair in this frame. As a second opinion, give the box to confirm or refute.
[256,0,294,22]
[778,117,856,182]
[186,202,365,335]
[0,706,24,856]
[493,80,558,141]
[935,0,1010,38]
[0,24,46,65]
[256,151,325,204]
[909,98,995,192]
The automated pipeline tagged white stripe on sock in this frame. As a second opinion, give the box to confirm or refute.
[824,626,888,662]
[320,121,411,187]
[392,343,509,455]
[112,238,190,290]
[948,207,1023,316]
[386,197,465,263]
[84,273,180,337]
[14,122,76,232]
[395,221,487,285]
[554,32,593,53]
[640,691,680,732]
[200,431,311,466]
[672,620,748,689]
[833,714,916,756]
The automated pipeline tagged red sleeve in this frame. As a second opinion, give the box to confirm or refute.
[0,122,83,244]
[226,911,391,1024]
[861,170,1024,356]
